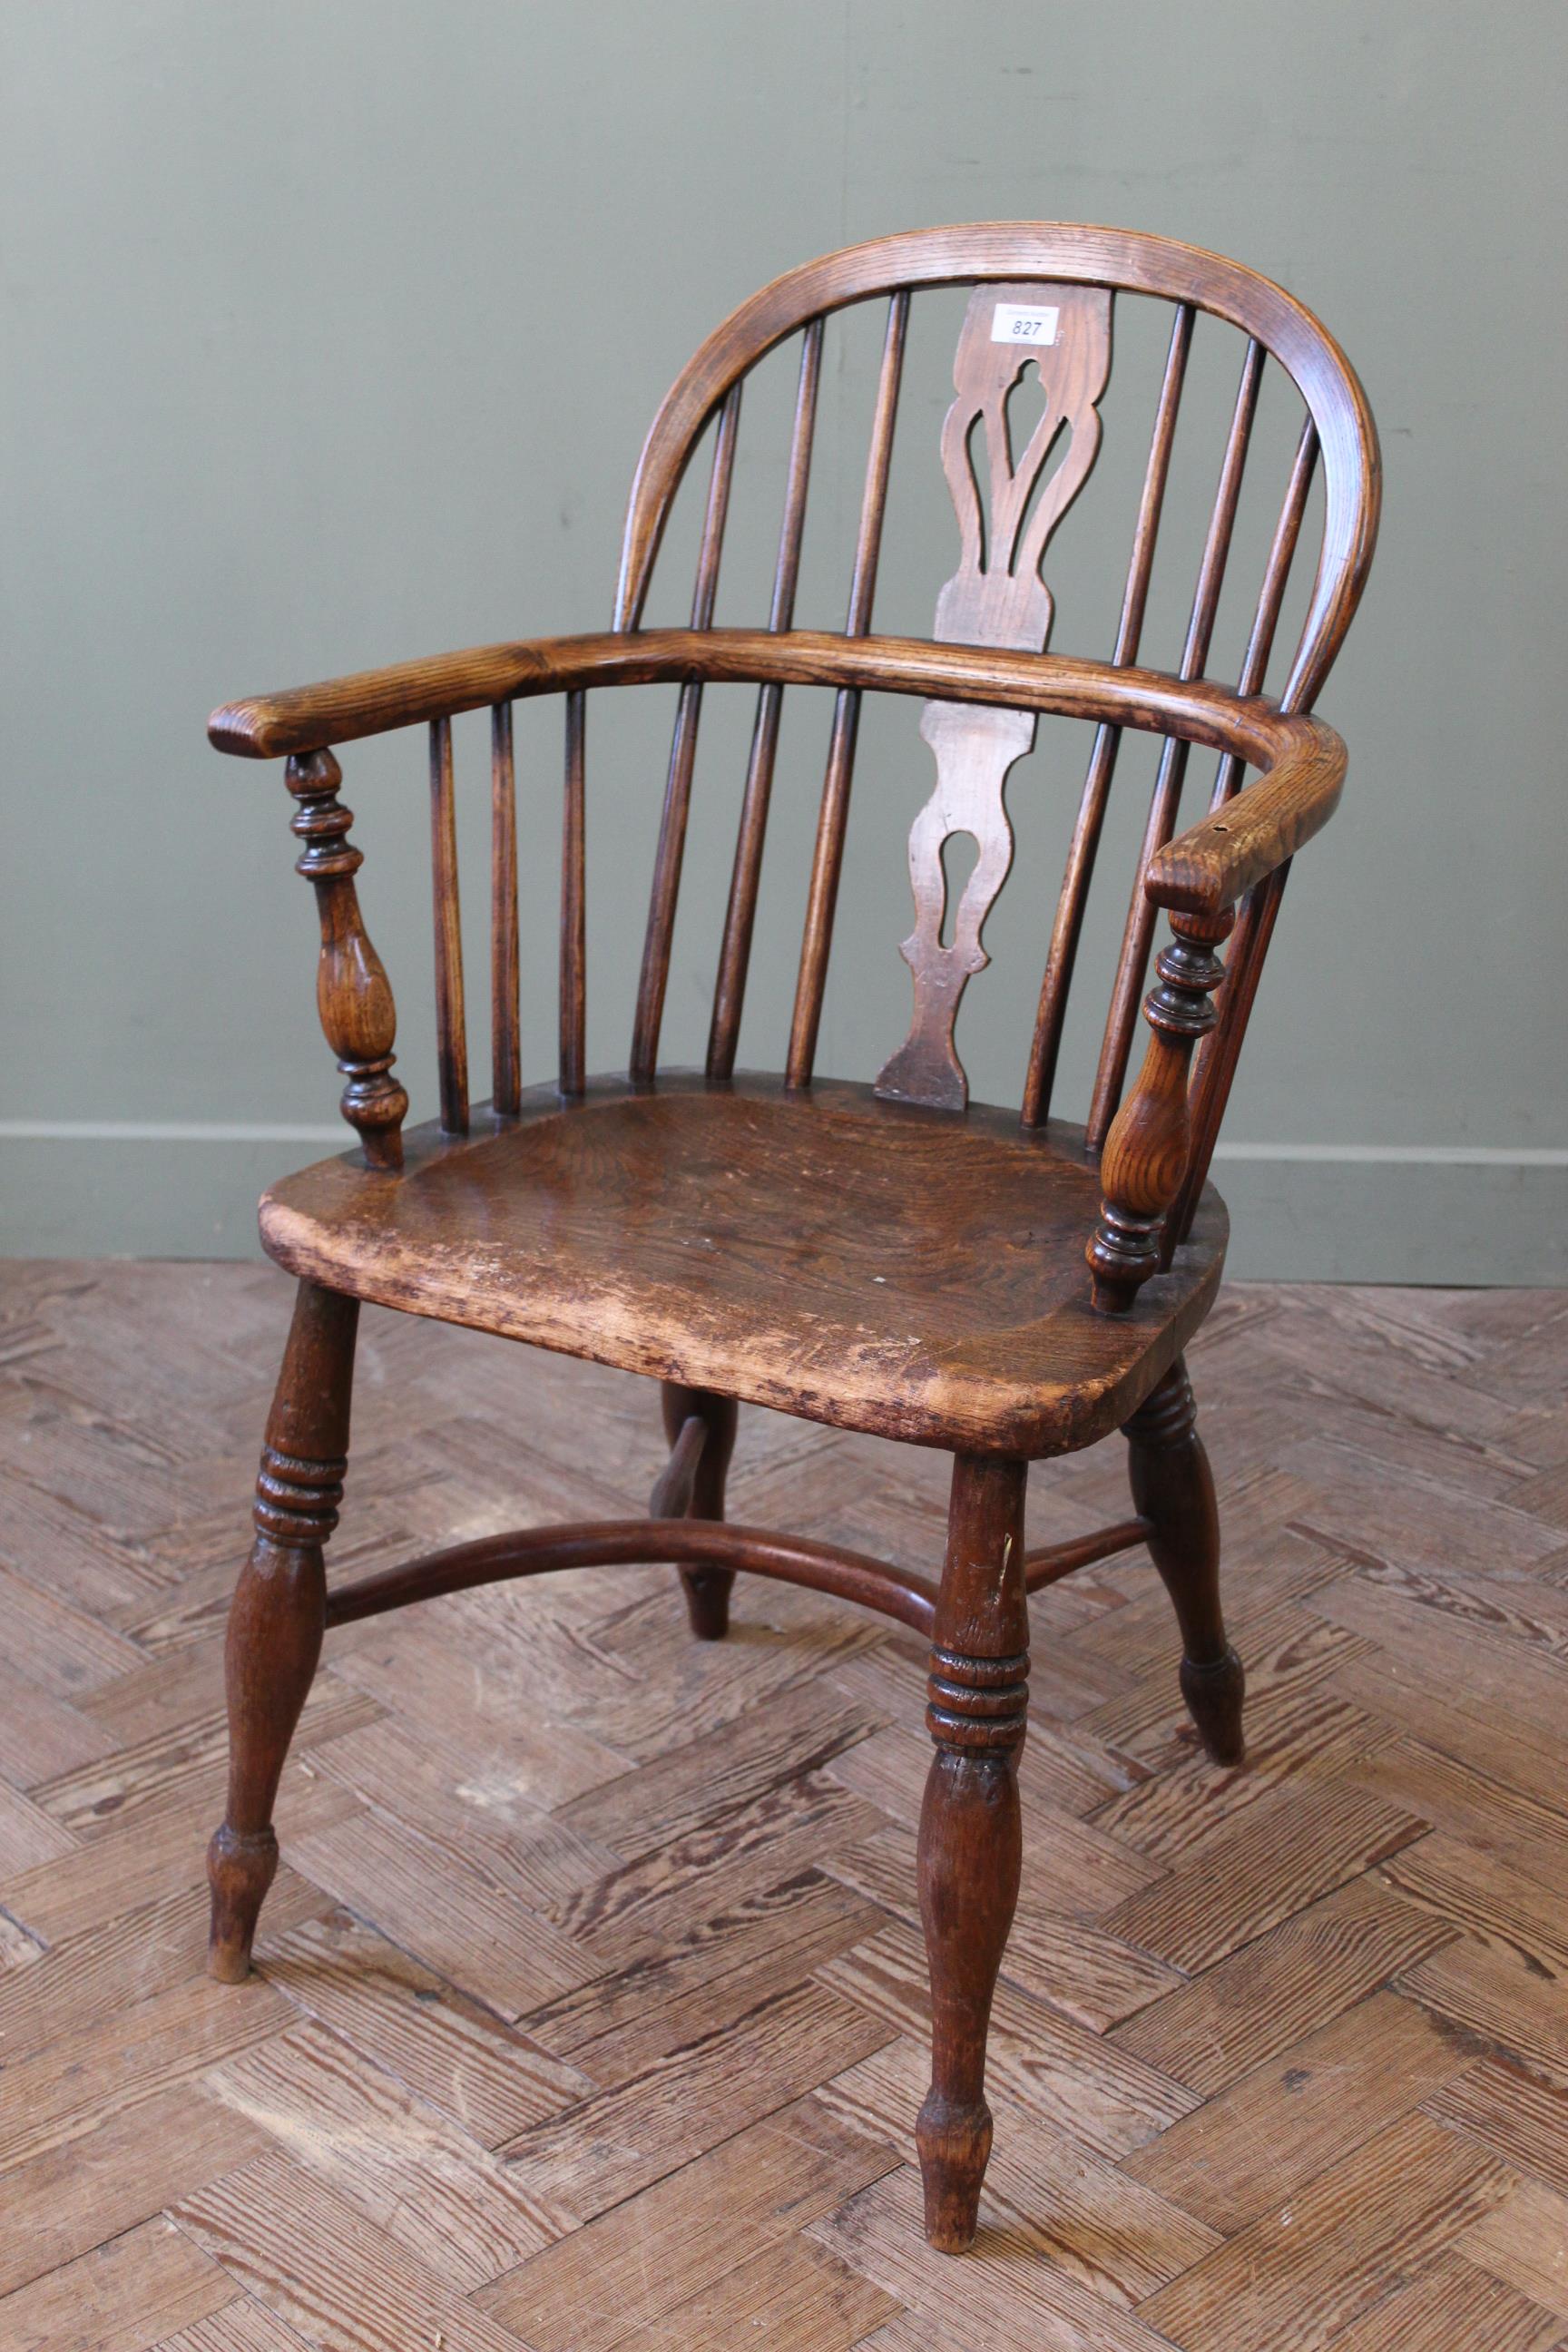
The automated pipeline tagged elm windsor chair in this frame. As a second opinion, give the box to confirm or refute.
[204,223,1378,2253]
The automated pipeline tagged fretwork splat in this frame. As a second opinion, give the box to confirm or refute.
[876,280,1112,1111]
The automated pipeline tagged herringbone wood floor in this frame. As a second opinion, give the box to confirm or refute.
[2,1263,1567,2349]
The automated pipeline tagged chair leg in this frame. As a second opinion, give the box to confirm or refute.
[660,1381,739,1640]
[207,1279,358,1981]
[1123,1354,1245,1766]
[916,1453,1029,2253]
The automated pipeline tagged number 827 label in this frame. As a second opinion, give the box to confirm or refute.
[991,303,1060,347]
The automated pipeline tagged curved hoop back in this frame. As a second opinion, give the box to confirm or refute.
[614,223,1379,714]
[597,220,1378,1160]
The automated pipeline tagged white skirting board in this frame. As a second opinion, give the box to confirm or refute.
[0,1127,1563,1284]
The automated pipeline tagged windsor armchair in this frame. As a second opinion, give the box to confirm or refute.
[205,224,1378,2253]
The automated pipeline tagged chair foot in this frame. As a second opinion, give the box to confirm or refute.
[1180,1645,1247,1767]
[679,1569,733,1641]
[916,1455,1028,2255]
[206,1824,278,1982]
[916,2089,993,2252]
[659,1383,739,1642]
[1123,1355,1245,1768]
[208,1279,357,1983]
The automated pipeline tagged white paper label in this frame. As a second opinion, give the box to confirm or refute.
[991,302,1059,347]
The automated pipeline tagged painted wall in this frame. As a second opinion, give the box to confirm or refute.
[3,0,1563,1276]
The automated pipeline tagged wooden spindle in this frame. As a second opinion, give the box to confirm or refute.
[709,320,823,1082]
[787,289,908,1090]
[428,715,468,1133]
[491,701,521,1117]
[1158,422,1318,1241]
[1087,336,1264,1148]
[559,689,586,1098]
[285,751,408,1168]
[1208,416,1318,811]
[1023,304,1193,1127]
[630,384,742,1083]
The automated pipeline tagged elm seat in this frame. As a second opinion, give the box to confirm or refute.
[260,1074,1229,1456]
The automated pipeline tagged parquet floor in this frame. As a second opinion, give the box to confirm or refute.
[2,1263,1567,2350]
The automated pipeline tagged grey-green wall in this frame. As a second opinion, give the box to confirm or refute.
[3,0,1563,1278]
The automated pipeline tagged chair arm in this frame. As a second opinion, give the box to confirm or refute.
[211,624,1338,1207]
[209,626,1320,771]
[1144,712,1347,916]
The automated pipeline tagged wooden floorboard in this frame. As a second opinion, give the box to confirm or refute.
[0,1261,1566,2349]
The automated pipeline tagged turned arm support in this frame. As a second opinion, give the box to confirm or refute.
[1086,714,1347,1314]
[1086,904,1233,1313]
[286,751,408,1169]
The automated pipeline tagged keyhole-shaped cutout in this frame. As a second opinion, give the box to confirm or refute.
[939,829,980,948]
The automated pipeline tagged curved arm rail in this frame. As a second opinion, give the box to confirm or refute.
[320,1515,941,1635]
[211,628,1345,916]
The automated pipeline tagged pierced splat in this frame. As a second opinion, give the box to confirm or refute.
[876,283,1112,1110]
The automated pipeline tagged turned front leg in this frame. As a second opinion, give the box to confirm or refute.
[1124,1356,1244,1764]
[1088,903,1232,1313]
[916,1454,1029,2253]
[656,1383,739,1640]
[208,1279,358,1981]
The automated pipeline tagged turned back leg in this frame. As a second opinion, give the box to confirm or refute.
[208,1279,358,1980]
[657,1381,738,1640]
[916,1453,1029,2252]
[1123,1354,1245,1765]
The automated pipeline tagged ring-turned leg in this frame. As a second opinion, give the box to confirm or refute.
[916,1453,1029,2252]
[1123,1355,1244,1765]
[207,1279,358,1981]
[658,1373,738,1637]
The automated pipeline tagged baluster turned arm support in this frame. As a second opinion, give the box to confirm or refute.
[1087,904,1233,1314]
[285,751,409,1170]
